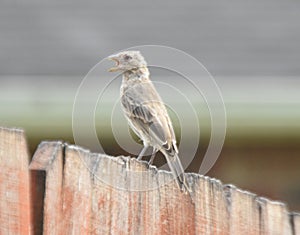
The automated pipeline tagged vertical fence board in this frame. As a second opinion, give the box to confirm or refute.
[258,197,293,235]
[193,175,229,235]
[224,185,260,235]
[292,213,300,235]
[0,127,32,234]
[29,141,64,235]
[156,171,195,235]
[62,146,92,234]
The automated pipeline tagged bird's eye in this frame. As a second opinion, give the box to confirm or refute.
[124,55,132,61]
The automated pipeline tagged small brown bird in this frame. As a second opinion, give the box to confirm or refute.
[108,51,190,192]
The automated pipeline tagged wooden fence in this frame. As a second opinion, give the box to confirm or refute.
[0,126,299,234]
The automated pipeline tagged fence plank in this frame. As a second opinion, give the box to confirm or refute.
[61,146,92,234]
[258,197,293,235]
[30,141,64,235]
[0,127,32,234]
[293,213,300,235]
[193,175,229,234]
[224,185,260,235]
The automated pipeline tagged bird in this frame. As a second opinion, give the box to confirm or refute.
[108,50,190,192]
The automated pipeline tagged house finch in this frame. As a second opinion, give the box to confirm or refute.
[108,51,190,192]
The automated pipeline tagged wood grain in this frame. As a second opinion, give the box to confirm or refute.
[0,127,32,234]
[293,213,300,235]
[1,127,300,234]
[257,197,292,235]
[31,143,299,235]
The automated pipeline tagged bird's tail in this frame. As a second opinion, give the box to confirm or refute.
[161,148,191,193]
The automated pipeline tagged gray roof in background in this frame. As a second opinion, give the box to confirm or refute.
[1,0,300,76]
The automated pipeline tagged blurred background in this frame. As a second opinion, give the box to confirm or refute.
[0,1,299,210]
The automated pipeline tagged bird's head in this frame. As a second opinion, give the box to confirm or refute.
[108,51,147,72]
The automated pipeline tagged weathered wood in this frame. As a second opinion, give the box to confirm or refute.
[30,141,66,235]
[224,185,260,234]
[30,141,300,235]
[193,175,229,234]
[0,127,32,234]
[61,146,92,234]
[293,213,300,235]
[1,127,300,234]
[257,197,292,235]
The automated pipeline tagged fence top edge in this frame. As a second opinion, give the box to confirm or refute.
[256,196,289,209]
[0,126,24,133]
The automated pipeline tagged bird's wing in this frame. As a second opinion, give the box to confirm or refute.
[121,81,176,149]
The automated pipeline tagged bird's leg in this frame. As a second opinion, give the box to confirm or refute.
[148,147,157,165]
[137,145,148,160]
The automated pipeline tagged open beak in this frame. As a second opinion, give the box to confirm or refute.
[108,55,120,72]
